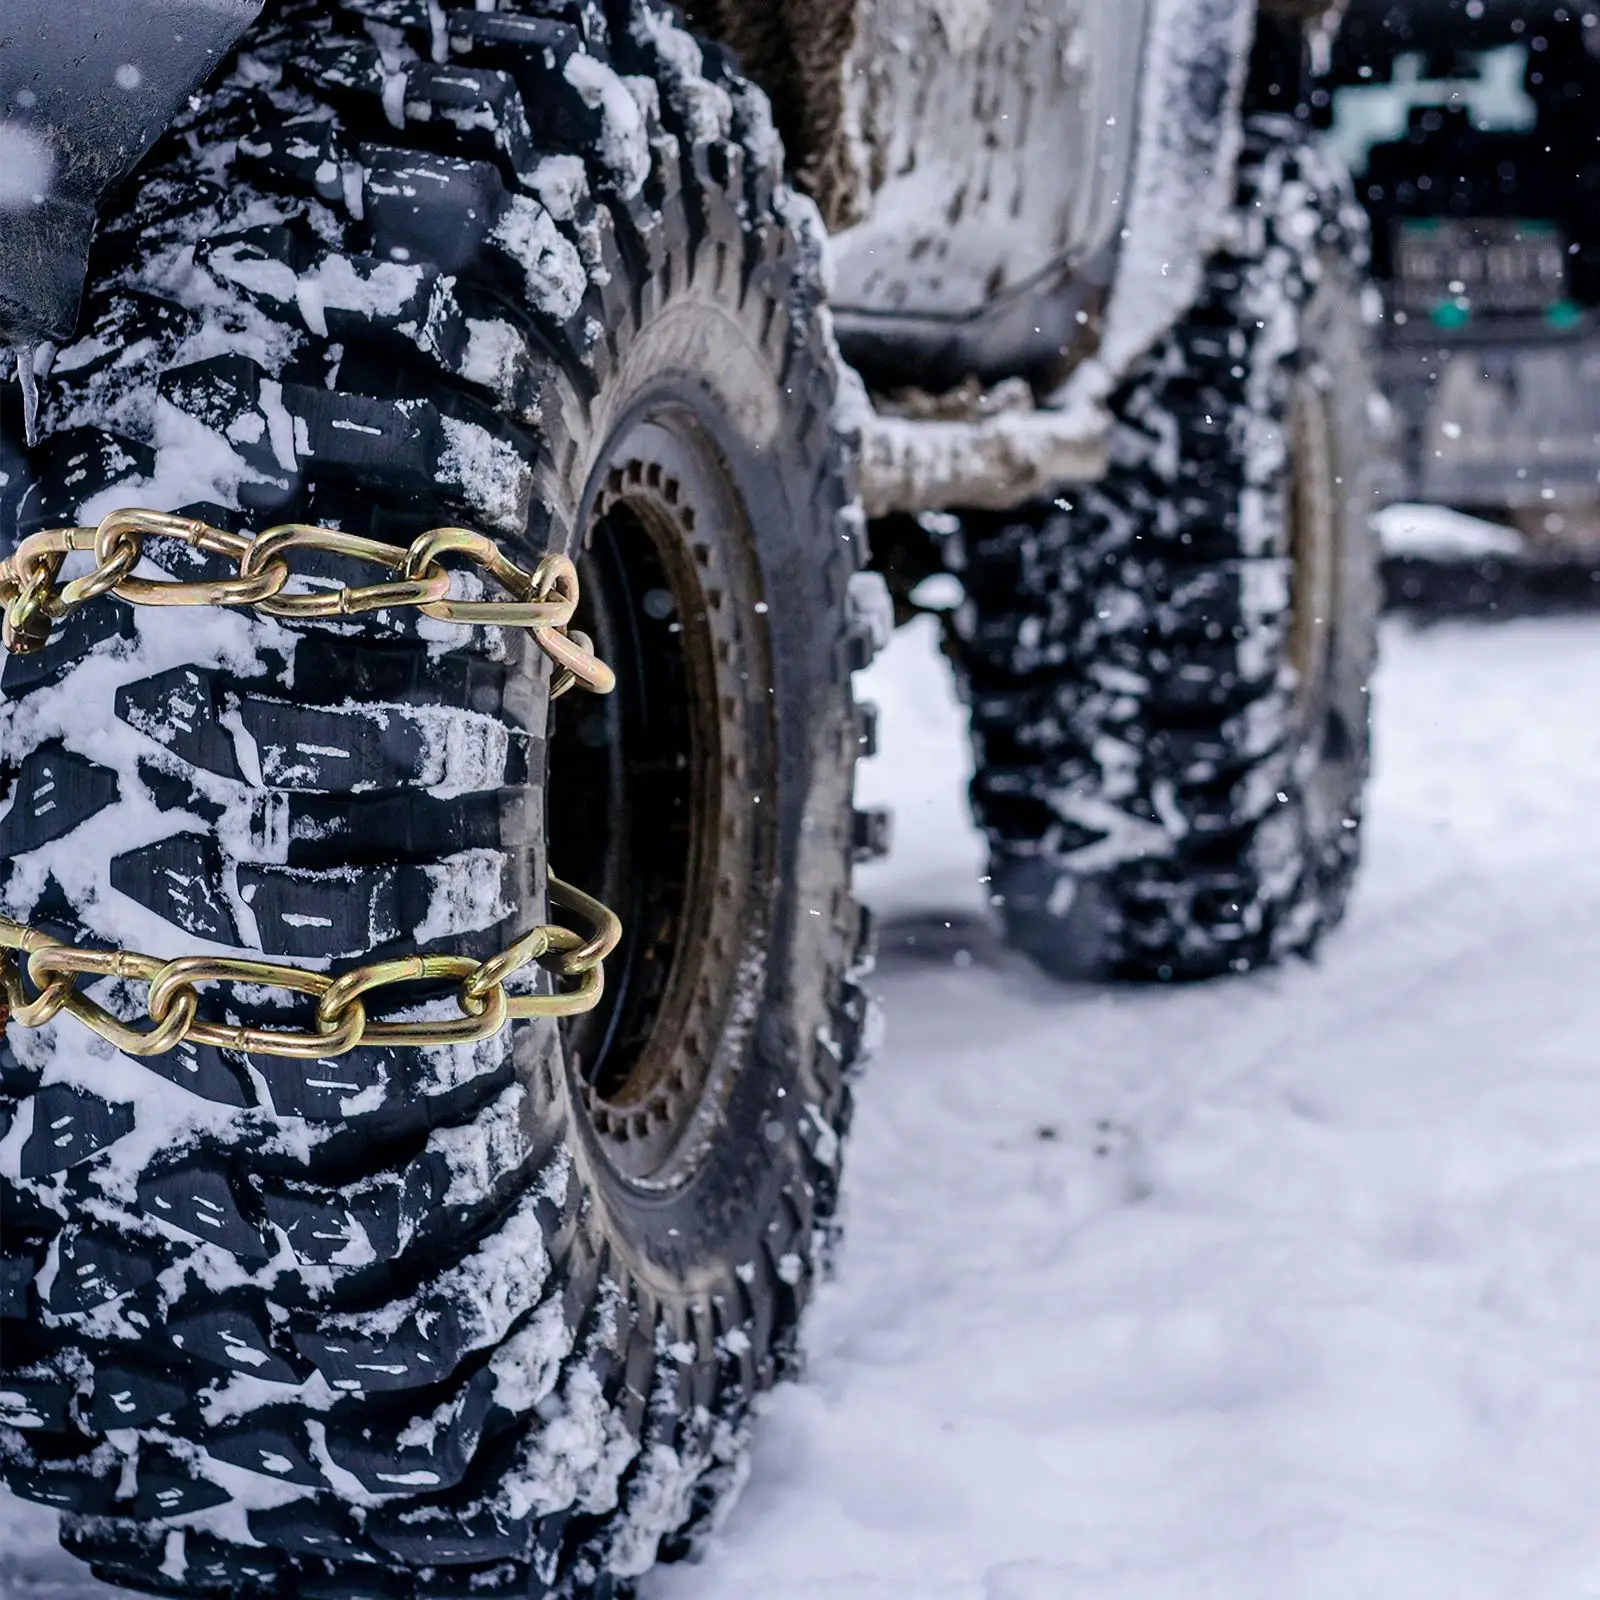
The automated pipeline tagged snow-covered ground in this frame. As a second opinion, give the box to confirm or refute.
[8,608,1600,1598]
[649,610,1600,1600]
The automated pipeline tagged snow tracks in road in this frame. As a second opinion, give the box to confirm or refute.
[646,613,1600,1600]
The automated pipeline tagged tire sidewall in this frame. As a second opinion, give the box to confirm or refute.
[974,119,1382,980]
[1287,246,1381,915]
[547,220,857,1294]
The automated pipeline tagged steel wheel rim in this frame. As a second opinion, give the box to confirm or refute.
[548,405,772,1190]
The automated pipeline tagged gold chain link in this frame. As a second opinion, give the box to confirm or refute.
[0,508,616,696]
[0,876,620,1061]
[0,509,622,1057]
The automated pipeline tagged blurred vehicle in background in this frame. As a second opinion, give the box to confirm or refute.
[1320,0,1600,571]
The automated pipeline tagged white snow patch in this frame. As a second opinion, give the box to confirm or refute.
[502,1364,639,1522]
[426,1082,530,1207]
[1377,503,1524,560]
[0,127,55,209]
[632,10,733,147]
[437,414,533,536]
[529,154,588,222]
[489,1296,573,1415]
[562,53,651,200]
[608,1443,702,1578]
[412,849,515,944]
[460,317,528,398]
[76,403,263,529]
[490,194,587,322]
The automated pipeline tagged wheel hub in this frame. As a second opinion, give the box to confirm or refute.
[548,410,771,1188]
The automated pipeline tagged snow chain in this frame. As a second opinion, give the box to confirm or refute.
[0,508,622,1059]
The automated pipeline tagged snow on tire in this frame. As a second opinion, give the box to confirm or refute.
[0,3,876,1594]
[955,116,1382,982]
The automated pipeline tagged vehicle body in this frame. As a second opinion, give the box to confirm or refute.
[7,0,1328,503]
[1321,0,1600,548]
[0,2,1378,1595]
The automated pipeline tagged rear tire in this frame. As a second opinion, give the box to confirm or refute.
[0,3,877,1593]
[956,117,1381,982]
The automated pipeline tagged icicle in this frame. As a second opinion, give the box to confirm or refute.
[426,0,450,63]
[15,344,39,447]
[13,341,53,448]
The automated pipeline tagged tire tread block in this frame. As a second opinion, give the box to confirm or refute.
[157,355,291,493]
[88,1361,192,1432]
[116,665,527,794]
[206,1410,326,1487]
[127,1445,232,1519]
[20,1084,136,1177]
[110,833,239,945]
[0,595,137,697]
[262,1157,440,1268]
[323,1364,497,1495]
[43,1227,160,1316]
[294,1296,475,1394]
[0,1369,78,1433]
[138,1161,270,1263]
[0,744,120,856]
[132,1039,256,1110]
[167,1303,306,1386]
[13,430,154,538]
[238,850,513,959]
[238,116,351,207]
[367,1499,537,1566]
[1,1243,43,1318]
[115,666,248,782]
[5,1456,120,1514]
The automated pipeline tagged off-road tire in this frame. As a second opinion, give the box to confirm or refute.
[0,3,880,1595]
[955,117,1381,981]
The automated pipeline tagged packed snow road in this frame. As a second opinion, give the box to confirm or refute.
[6,608,1600,1598]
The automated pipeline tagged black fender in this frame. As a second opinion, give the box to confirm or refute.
[0,0,261,348]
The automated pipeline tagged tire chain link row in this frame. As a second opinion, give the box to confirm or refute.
[0,508,622,1058]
